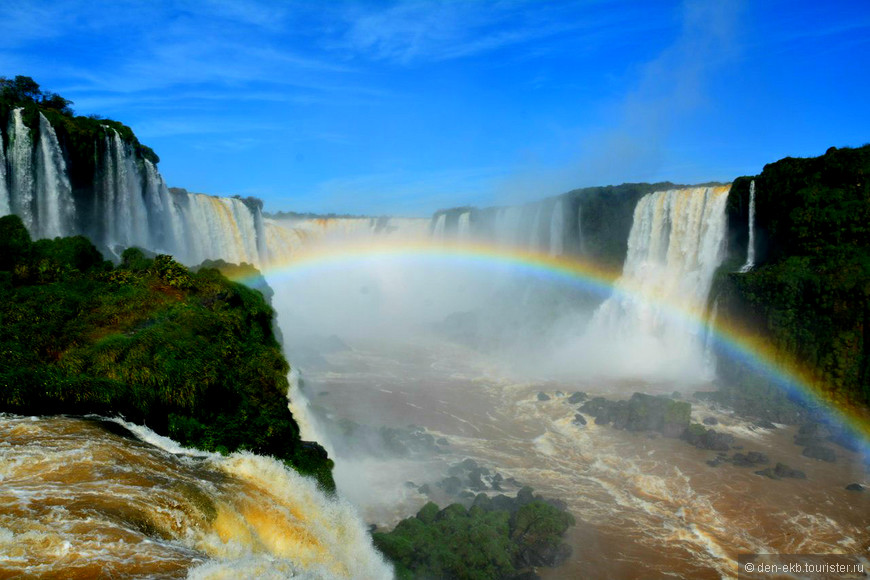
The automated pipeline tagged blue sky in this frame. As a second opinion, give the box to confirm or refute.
[2,0,869,216]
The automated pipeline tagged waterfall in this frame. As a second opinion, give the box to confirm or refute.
[8,109,35,230]
[584,186,730,381]
[0,124,9,216]
[576,203,585,255]
[549,200,564,256]
[1,113,273,267]
[432,213,446,239]
[35,113,76,239]
[494,206,523,248]
[457,210,471,239]
[739,180,756,273]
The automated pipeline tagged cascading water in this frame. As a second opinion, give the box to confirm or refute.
[8,109,34,230]
[739,180,756,273]
[0,122,9,216]
[549,199,564,256]
[1,114,272,267]
[581,186,730,381]
[0,415,392,579]
[432,213,446,239]
[34,113,76,239]
[457,211,471,239]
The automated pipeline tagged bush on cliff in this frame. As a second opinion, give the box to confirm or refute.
[0,215,334,490]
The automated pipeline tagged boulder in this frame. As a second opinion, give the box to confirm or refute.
[537,392,551,402]
[681,424,734,451]
[567,391,588,404]
[845,483,864,492]
[572,413,587,426]
[802,445,836,463]
[702,416,718,426]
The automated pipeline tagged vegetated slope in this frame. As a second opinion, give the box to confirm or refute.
[715,145,870,409]
[0,215,334,490]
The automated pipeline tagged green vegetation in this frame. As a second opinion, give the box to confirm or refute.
[0,215,334,490]
[715,145,870,407]
[374,488,575,580]
[0,75,159,202]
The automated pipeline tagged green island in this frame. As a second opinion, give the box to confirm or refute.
[374,489,575,580]
[0,214,335,490]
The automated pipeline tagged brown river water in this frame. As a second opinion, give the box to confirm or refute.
[1,335,867,579]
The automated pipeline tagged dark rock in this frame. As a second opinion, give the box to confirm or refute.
[506,477,522,487]
[681,424,734,451]
[802,445,836,463]
[747,451,769,465]
[579,393,690,437]
[418,484,431,495]
[516,542,572,568]
[368,524,378,533]
[572,413,587,426]
[509,572,541,580]
[537,392,551,401]
[467,470,487,491]
[516,486,535,506]
[702,416,718,426]
[757,462,807,480]
[404,481,417,488]
[439,476,462,495]
[754,419,777,430]
[472,493,492,510]
[845,483,864,492]
[706,459,722,467]
[460,458,479,470]
[567,391,588,404]
[555,391,565,397]
[458,490,475,500]
[436,437,449,446]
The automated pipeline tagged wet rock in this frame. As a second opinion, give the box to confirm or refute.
[439,476,462,495]
[418,484,431,495]
[755,463,806,480]
[436,437,449,446]
[681,424,734,451]
[802,445,836,463]
[368,524,378,533]
[404,481,417,488]
[706,458,723,467]
[731,452,769,467]
[845,483,865,492]
[572,413,587,426]
[754,419,777,430]
[506,477,522,487]
[567,391,588,404]
[555,391,565,397]
[702,416,718,426]
[579,393,690,437]
[537,392,551,401]
[460,458,479,470]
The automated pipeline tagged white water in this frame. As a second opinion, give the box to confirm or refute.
[574,186,730,382]
[549,200,564,256]
[8,109,34,230]
[739,180,756,273]
[1,115,272,267]
[0,122,9,216]
[35,113,76,238]
[457,211,471,239]
[0,415,392,579]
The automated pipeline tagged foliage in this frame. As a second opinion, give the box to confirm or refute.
[0,216,334,490]
[373,490,574,579]
[715,145,870,406]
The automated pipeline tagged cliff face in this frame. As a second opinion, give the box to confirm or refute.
[0,215,335,490]
[714,145,870,405]
[0,82,269,267]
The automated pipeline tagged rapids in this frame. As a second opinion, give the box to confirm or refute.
[0,415,391,579]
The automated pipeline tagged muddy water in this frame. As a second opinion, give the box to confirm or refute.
[300,336,870,580]
[0,415,391,579]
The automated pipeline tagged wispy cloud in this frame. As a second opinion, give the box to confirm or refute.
[330,0,639,64]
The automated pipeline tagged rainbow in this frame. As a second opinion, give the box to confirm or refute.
[236,238,870,448]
